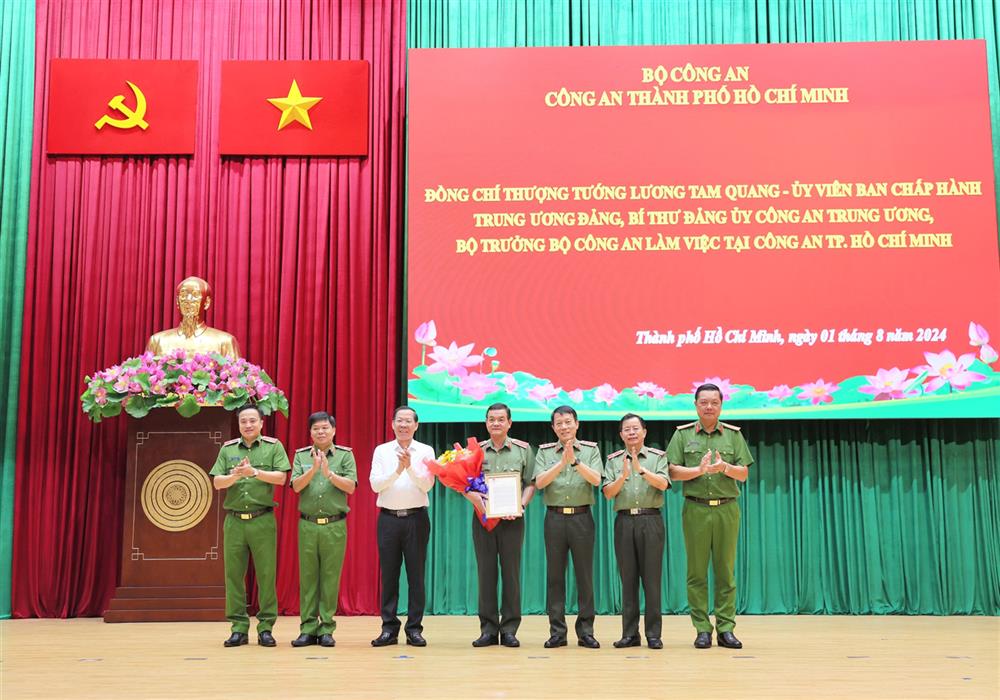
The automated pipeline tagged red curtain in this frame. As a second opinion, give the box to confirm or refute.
[13,0,405,617]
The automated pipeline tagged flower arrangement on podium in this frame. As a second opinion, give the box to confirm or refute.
[423,437,500,532]
[80,350,289,422]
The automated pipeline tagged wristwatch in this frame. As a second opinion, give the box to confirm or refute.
[571,459,580,467]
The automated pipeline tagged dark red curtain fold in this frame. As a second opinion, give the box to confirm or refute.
[13,0,405,617]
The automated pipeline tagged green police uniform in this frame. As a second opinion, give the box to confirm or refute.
[210,435,292,634]
[474,437,533,638]
[292,444,357,637]
[665,421,753,634]
[602,446,670,641]
[532,439,602,640]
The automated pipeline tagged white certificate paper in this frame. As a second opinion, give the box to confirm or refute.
[484,473,522,518]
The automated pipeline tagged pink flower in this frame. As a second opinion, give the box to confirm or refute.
[113,378,129,392]
[415,320,437,346]
[917,351,987,392]
[500,375,518,393]
[969,322,990,347]
[94,387,108,405]
[797,379,839,405]
[767,384,794,400]
[527,382,561,403]
[594,383,619,405]
[452,372,500,401]
[633,381,666,399]
[568,389,584,403]
[426,341,482,378]
[858,367,918,400]
[692,377,735,400]
[981,344,998,364]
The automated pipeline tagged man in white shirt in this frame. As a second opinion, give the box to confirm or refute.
[369,406,436,647]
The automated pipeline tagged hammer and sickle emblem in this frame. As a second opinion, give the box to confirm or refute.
[94,80,149,131]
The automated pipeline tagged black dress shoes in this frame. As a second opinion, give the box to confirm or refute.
[694,631,712,649]
[647,638,663,650]
[717,631,743,649]
[577,635,601,649]
[472,633,499,647]
[371,631,398,647]
[543,635,567,648]
[500,633,520,648]
[318,634,336,647]
[406,632,427,647]
[257,631,277,647]
[291,634,317,647]
[613,635,641,648]
[223,632,248,647]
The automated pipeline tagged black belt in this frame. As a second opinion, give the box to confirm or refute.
[617,508,660,516]
[547,505,590,515]
[300,513,347,525]
[381,507,427,518]
[685,496,735,507]
[228,507,273,520]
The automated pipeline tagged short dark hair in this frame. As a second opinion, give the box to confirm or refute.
[550,405,577,425]
[308,411,335,429]
[236,404,263,420]
[393,405,418,422]
[619,413,646,430]
[695,383,723,401]
[486,402,511,420]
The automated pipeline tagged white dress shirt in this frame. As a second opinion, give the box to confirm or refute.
[369,439,436,509]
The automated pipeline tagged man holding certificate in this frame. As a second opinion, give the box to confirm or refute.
[532,405,603,649]
[465,403,535,648]
[602,413,671,650]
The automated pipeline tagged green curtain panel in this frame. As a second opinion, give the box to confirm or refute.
[0,0,34,619]
[406,0,1000,616]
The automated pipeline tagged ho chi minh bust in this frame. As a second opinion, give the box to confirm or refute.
[146,276,241,359]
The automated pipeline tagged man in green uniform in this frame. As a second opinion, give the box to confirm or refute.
[466,403,534,648]
[666,383,753,650]
[532,405,602,649]
[602,413,671,650]
[210,404,291,648]
[290,411,357,648]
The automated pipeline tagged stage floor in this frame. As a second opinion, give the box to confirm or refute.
[1,614,997,699]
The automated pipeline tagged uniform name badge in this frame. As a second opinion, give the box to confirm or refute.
[484,473,522,518]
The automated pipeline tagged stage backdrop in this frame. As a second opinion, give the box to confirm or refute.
[11,0,405,618]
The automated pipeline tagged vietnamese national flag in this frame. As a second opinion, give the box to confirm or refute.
[47,59,198,155]
[219,61,369,156]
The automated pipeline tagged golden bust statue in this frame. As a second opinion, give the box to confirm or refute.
[146,277,241,358]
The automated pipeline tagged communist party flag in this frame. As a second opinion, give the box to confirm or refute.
[46,59,198,155]
[219,61,369,156]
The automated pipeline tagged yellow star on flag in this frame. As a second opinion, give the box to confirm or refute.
[266,79,323,130]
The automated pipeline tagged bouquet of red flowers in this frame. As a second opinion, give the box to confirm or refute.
[423,437,499,531]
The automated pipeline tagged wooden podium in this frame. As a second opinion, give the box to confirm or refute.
[104,407,234,622]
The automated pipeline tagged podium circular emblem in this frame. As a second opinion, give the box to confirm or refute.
[141,460,213,532]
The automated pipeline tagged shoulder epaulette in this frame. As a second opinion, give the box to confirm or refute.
[478,439,490,447]
[720,422,741,431]
[676,421,697,430]
[539,441,557,449]
[334,444,353,452]
[578,440,598,447]
[295,446,312,453]
[223,437,241,446]
[608,448,625,459]
[647,447,665,455]
[261,436,279,443]
[510,438,530,448]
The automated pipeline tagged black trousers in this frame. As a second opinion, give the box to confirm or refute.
[544,509,596,639]
[472,515,525,636]
[613,512,664,639]
[377,508,430,635]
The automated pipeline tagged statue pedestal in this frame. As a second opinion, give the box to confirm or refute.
[104,407,233,622]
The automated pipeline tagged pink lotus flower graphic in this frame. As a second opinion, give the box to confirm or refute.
[766,384,794,401]
[452,372,500,401]
[568,389,584,403]
[415,320,437,346]
[981,345,999,364]
[858,367,919,400]
[426,341,483,378]
[594,383,620,406]
[527,382,561,403]
[692,377,735,400]
[917,351,987,392]
[633,381,666,399]
[797,379,839,405]
[968,322,997,364]
[500,374,518,393]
